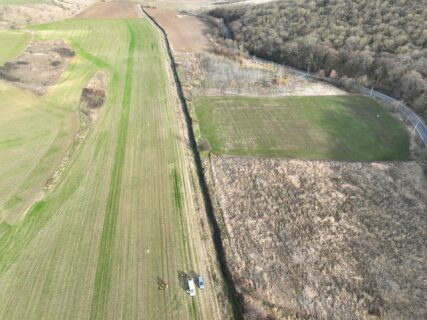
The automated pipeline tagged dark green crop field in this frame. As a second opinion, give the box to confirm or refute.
[194,95,409,161]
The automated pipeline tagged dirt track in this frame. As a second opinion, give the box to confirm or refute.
[146,8,211,52]
[76,2,142,19]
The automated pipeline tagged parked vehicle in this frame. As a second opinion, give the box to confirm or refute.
[187,278,196,296]
[198,275,205,289]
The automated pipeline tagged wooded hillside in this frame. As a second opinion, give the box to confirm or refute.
[209,0,427,119]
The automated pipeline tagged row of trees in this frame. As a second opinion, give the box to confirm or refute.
[208,0,427,119]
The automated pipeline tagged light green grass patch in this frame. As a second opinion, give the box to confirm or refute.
[0,30,31,65]
[194,95,409,161]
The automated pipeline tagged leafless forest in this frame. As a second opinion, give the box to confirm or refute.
[208,0,427,119]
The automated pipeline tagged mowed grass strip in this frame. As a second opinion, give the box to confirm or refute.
[194,95,409,161]
[89,20,135,320]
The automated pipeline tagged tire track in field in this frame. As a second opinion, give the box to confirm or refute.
[89,20,135,320]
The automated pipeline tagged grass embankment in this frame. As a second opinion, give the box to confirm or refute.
[195,95,409,161]
[0,17,221,319]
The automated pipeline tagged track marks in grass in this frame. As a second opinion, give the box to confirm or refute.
[89,20,135,320]
[172,167,183,211]
[171,166,190,263]
[71,40,110,69]
[195,95,409,161]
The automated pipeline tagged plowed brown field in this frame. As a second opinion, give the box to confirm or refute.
[146,8,211,52]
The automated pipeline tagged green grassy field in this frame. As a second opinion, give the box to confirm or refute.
[0,29,81,224]
[194,95,409,161]
[0,16,223,320]
[0,30,31,65]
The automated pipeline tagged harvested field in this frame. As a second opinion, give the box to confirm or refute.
[0,39,74,94]
[176,52,347,98]
[194,95,409,161]
[146,8,212,52]
[76,2,141,19]
[209,155,427,319]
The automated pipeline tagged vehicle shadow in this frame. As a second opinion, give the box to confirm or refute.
[177,270,188,291]
[188,270,199,280]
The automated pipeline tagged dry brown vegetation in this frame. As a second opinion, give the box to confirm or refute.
[0,39,74,94]
[208,156,427,319]
[0,0,96,29]
[80,71,106,119]
[176,52,346,99]
[81,88,105,109]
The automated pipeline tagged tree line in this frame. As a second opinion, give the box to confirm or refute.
[208,0,427,119]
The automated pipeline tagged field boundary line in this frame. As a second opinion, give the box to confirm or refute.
[141,5,243,319]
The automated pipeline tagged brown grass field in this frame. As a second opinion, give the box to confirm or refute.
[0,0,96,29]
[146,8,212,52]
[208,156,427,319]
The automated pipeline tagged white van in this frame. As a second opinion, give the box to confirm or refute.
[187,278,196,297]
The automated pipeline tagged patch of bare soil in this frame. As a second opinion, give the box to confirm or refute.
[0,39,74,95]
[0,0,96,29]
[176,52,346,99]
[146,8,212,52]
[208,156,427,319]
[76,1,141,19]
